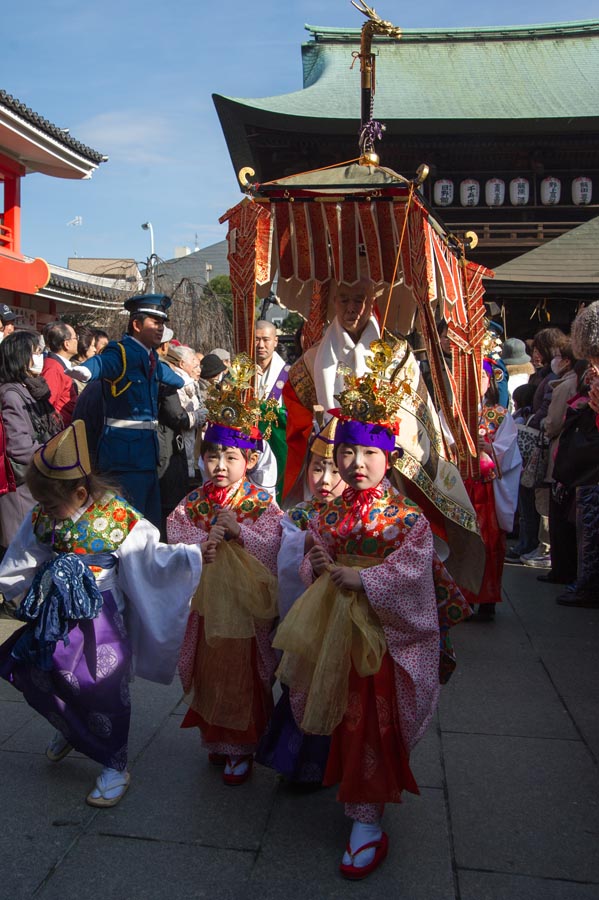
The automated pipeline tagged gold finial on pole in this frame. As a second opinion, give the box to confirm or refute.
[351,2,402,165]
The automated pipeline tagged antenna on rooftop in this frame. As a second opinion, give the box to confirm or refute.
[67,216,83,259]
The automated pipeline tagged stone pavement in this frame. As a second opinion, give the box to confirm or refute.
[1,562,598,900]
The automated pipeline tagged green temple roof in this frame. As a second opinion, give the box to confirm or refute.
[215,20,599,123]
[492,215,599,285]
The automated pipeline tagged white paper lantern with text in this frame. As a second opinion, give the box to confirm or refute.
[541,176,561,206]
[509,177,530,206]
[572,176,592,206]
[433,179,454,206]
[485,178,505,207]
[460,179,480,207]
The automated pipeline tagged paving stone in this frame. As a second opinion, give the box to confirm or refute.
[410,714,443,789]
[445,732,599,883]
[530,636,599,762]
[84,715,279,851]
[0,751,97,897]
[36,834,254,900]
[249,785,452,899]
[459,869,599,900]
[439,635,577,741]
[0,697,36,744]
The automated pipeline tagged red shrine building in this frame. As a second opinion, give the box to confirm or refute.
[214,20,599,276]
[0,89,113,327]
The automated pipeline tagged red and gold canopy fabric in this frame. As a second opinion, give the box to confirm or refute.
[219,162,493,478]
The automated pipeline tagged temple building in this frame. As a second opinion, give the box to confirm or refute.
[0,89,127,326]
[214,20,599,274]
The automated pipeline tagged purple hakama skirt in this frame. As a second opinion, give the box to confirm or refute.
[0,590,131,771]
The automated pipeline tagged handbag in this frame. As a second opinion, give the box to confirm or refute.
[520,426,549,489]
[553,405,599,488]
[516,420,539,467]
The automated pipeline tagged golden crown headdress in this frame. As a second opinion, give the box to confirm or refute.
[481,319,503,360]
[204,353,277,439]
[334,339,409,425]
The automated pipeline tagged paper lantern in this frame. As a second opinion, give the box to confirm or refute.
[540,176,561,206]
[572,176,592,206]
[485,178,505,207]
[460,179,480,207]
[509,177,530,206]
[433,179,454,207]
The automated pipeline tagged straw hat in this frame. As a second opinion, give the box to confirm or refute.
[33,419,91,480]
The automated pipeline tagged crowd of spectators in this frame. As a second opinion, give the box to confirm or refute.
[0,299,597,612]
[0,310,224,549]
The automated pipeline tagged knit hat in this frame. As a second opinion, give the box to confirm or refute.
[33,420,91,480]
[210,348,231,363]
[501,338,531,367]
[200,354,227,380]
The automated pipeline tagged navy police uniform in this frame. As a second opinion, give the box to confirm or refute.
[80,294,183,526]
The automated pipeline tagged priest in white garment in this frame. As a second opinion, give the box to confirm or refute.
[282,277,485,592]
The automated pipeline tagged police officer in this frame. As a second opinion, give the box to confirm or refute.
[71,294,184,527]
[0,304,16,343]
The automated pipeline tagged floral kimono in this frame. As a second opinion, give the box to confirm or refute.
[167,479,282,755]
[273,478,469,812]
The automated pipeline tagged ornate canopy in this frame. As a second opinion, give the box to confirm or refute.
[219,160,493,477]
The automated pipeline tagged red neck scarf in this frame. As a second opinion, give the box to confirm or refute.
[203,476,244,510]
[337,483,385,537]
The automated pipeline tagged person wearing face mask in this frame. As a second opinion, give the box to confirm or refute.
[0,331,63,548]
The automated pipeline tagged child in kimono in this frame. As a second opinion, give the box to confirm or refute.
[256,419,346,785]
[167,355,282,786]
[464,358,521,620]
[0,421,202,807]
[273,346,469,879]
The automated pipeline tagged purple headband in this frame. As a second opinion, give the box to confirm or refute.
[334,418,396,453]
[482,359,494,378]
[204,422,261,451]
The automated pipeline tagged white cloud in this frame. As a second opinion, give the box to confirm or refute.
[73,111,177,165]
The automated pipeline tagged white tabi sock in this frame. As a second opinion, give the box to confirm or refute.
[224,756,250,777]
[342,820,383,868]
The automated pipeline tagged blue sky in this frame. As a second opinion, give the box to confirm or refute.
[2,0,597,269]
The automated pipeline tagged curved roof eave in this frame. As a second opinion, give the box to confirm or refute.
[215,19,599,123]
[0,90,107,179]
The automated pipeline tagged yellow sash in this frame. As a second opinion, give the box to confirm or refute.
[273,555,386,735]
[190,540,277,731]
